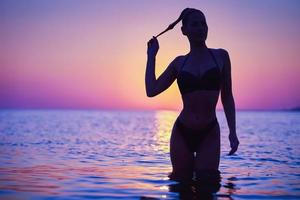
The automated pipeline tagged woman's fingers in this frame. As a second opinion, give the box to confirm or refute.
[228,137,239,155]
[152,37,158,44]
[147,36,159,56]
[228,146,237,155]
[147,38,159,49]
[148,36,157,44]
[147,39,154,46]
[231,144,238,154]
[228,149,234,155]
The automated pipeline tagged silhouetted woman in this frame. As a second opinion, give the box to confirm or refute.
[145,8,239,182]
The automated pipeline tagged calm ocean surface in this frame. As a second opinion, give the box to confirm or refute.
[0,110,299,200]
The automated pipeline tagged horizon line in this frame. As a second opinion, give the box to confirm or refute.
[0,107,299,112]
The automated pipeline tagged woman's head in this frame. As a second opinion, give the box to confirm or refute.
[155,7,208,42]
[181,8,208,42]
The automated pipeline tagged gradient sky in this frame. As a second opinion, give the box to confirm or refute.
[1,0,300,110]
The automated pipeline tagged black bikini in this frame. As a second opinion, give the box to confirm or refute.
[177,49,221,94]
[175,49,221,153]
[175,118,219,152]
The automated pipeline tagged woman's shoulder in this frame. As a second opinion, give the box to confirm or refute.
[209,48,229,71]
[209,47,228,55]
[173,54,188,62]
[172,54,189,75]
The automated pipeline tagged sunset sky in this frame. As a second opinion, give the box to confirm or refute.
[1,0,299,111]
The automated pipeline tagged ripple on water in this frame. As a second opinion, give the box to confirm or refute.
[0,110,299,199]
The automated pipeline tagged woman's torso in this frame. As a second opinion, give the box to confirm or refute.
[175,48,223,129]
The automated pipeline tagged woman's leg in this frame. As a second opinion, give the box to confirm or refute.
[169,120,194,181]
[194,122,221,180]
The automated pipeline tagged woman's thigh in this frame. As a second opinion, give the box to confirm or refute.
[194,122,221,171]
[170,120,194,178]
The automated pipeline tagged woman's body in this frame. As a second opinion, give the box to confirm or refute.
[145,8,239,182]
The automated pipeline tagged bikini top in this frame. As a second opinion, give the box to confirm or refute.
[177,49,221,95]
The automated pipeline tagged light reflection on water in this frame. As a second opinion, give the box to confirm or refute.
[0,110,299,199]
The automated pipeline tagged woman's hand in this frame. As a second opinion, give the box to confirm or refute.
[147,36,159,57]
[228,133,239,155]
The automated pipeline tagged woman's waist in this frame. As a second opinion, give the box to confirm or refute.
[181,95,219,111]
[177,110,218,130]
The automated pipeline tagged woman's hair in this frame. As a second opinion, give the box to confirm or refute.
[181,8,205,27]
[155,8,205,38]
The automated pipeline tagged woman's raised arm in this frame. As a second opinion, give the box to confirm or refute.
[145,37,178,97]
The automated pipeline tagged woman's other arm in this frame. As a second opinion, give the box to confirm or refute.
[220,49,240,155]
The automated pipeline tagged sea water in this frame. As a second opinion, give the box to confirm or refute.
[0,110,299,199]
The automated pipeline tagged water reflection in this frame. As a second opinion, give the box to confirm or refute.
[153,110,177,153]
[1,110,299,199]
[168,177,221,199]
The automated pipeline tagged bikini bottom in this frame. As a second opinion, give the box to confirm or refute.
[175,117,218,153]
